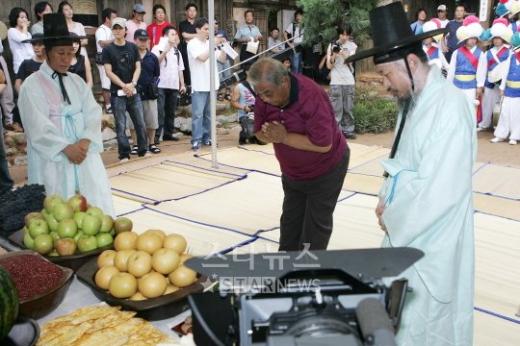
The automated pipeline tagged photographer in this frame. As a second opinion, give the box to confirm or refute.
[230,76,257,145]
[326,24,357,139]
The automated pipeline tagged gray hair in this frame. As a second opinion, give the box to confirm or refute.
[247,58,289,87]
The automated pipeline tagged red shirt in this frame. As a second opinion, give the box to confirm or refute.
[147,21,171,48]
[254,74,347,181]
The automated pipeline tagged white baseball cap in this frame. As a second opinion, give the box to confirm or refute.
[437,5,447,12]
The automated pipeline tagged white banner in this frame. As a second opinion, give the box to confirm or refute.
[480,0,489,22]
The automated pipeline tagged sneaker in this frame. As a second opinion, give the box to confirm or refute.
[509,139,517,145]
[144,151,153,157]
[191,142,201,151]
[120,157,129,163]
[163,134,180,141]
[130,145,138,155]
[203,140,212,146]
[490,137,505,143]
[344,132,357,140]
[106,106,113,114]
[476,127,485,132]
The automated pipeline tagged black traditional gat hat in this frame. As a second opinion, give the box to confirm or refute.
[39,13,86,44]
[346,2,446,64]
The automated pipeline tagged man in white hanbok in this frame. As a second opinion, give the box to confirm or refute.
[18,13,114,215]
[347,3,475,345]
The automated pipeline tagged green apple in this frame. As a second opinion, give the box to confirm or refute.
[24,212,43,228]
[67,194,87,212]
[28,218,49,238]
[23,232,35,250]
[44,194,64,213]
[73,231,84,243]
[52,203,74,222]
[50,231,60,243]
[58,219,77,238]
[73,211,87,229]
[96,233,114,248]
[86,207,104,222]
[113,217,133,234]
[34,234,54,255]
[100,215,114,233]
[82,214,101,236]
[77,235,98,253]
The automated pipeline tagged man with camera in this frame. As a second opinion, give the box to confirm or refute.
[326,24,357,139]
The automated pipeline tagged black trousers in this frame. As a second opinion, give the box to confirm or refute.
[279,148,350,251]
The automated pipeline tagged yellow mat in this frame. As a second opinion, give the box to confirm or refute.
[126,208,253,256]
[473,164,520,200]
[473,193,520,222]
[474,310,520,346]
[109,160,242,203]
[112,195,143,216]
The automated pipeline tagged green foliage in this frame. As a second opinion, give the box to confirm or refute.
[353,87,398,134]
[298,0,377,45]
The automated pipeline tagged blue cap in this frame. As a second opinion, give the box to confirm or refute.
[479,28,492,42]
[134,29,149,40]
[133,4,146,14]
[495,3,509,18]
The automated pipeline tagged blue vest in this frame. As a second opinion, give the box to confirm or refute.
[454,47,482,89]
[513,22,519,33]
[504,55,520,98]
[485,47,510,89]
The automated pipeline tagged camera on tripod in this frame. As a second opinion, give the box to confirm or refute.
[185,247,423,346]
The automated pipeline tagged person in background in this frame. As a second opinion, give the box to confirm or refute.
[215,19,232,100]
[410,8,428,35]
[69,33,93,87]
[179,3,199,89]
[126,4,147,44]
[0,34,17,133]
[447,16,486,109]
[422,20,449,71]
[268,28,285,54]
[436,4,449,28]
[7,7,32,132]
[282,56,292,70]
[18,13,114,215]
[231,75,257,145]
[31,1,53,35]
[151,26,186,144]
[187,17,226,152]
[327,24,357,139]
[285,9,304,73]
[250,58,349,251]
[479,18,512,132]
[95,8,117,114]
[58,1,88,56]
[147,4,171,49]
[491,32,520,145]
[234,10,262,70]
[129,29,160,154]
[103,17,148,162]
[443,4,466,62]
[0,68,13,195]
[15,33,45,94]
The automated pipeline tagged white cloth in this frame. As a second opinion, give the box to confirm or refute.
[494,96,520,140]
[69,22,87,57]
[438,18,449,28]
[267,37,284,53]
[285,22,304,45]
[446,47,487,88]
[187,38,220,92]
[125,20,147,44]
[379,67,475,346]
[31,21,44,35]
[97,64,111,90]
[327,40,357,86]
[17,61,114,216]
[479,86,500,129]
[7,28,33,74]
[95,24,113,53]
[151,45,185,90]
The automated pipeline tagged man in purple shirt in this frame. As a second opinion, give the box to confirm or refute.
[249,58,350,251]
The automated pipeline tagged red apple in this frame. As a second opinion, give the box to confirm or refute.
[67,194,88,212]
[55,238,77,256]
[114,217,133,234]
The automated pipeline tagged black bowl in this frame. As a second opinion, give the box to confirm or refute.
[76,257,205,321]
[2,317,39,346]
[8,229,113,271]
[0,250,74,319]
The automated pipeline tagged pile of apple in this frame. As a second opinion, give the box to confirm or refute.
[23,194,133,256]
[95,230,198,300]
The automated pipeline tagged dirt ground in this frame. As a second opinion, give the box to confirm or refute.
[8,124,519,185]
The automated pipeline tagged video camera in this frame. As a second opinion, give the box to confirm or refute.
[185,247,422,346]
[331,42,343,54]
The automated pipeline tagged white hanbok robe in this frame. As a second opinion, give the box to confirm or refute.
[379,67,476,346]
[18,61,114,216]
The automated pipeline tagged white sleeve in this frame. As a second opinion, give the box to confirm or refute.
[446,50,457,82]
[8,28,30,43]
[499,57,511,91]
[476,52,487,88]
